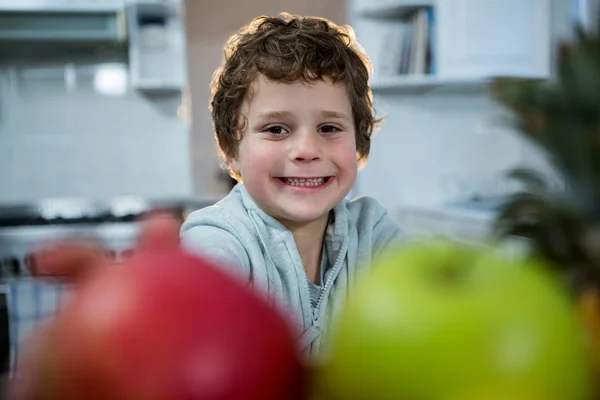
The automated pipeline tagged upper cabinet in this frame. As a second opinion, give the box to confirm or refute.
[127,1,187,92]
[436,0,550,79]
[349,0,578,93]
[0,0,187,94]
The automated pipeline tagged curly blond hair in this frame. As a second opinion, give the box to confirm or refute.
[210,13,382,180]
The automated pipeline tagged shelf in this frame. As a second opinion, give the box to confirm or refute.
[133,81,182,93]
[369,75,491,93]
[358,1,435,19]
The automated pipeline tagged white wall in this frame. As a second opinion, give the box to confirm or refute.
[0,64,193,204]
[356,89,554,215]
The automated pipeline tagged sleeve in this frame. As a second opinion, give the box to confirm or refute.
[180,224,251,284]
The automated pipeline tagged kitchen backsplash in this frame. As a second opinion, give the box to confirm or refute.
[0,61,193,204]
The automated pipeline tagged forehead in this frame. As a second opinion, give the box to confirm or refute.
[243,75,352,117]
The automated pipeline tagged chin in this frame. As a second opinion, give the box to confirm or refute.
[278,208,332,226]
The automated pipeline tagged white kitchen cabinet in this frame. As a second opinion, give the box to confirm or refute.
[127,1,186,92]
[349,0,572,93]
[436,0,551,79]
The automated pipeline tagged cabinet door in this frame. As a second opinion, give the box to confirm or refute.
[436,0,551,78]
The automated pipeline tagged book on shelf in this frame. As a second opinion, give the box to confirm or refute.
[376,7,436,78]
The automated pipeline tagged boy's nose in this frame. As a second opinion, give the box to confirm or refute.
[290,132,322,162]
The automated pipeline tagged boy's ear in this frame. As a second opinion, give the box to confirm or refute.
[227,157,240,175]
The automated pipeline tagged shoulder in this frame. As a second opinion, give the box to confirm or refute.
[345,195,391,227]
[344,195,405,249]
[181,184,254,237]
[179,185,257,279]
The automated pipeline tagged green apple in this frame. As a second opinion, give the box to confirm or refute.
[321,240,593,400]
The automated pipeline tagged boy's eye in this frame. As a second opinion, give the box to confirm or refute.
[265,126,288,135]
[320,125,340,134]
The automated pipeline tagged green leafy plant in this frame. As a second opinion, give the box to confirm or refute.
[491,16,600,292]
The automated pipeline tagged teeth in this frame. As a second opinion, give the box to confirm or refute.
[282,177,326,187]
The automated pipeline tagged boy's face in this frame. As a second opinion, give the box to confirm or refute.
[230,75,358,228]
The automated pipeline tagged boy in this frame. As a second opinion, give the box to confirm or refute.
[180,13,403,358]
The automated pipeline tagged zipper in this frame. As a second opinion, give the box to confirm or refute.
[312,240,347,324]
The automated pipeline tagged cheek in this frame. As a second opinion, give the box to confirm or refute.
[332,136,359,171]
[238,139,282,176]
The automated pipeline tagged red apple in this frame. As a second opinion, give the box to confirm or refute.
[10,248,307,400]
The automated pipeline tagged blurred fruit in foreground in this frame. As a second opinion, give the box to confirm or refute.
[31,238,107,283]
[9,248,306,400]
[31,211,182,284]
[577,286,600,396]
[320,240,593,400]
[441,388,545,400]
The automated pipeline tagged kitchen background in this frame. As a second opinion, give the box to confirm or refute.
[0,0,597,383]
[1,0,595,240]
[0,0,350,203]
[0,0,593,231]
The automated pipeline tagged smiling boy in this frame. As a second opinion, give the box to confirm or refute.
[180,13,403,358]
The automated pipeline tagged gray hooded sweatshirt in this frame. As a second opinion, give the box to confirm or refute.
[180,184,403,359]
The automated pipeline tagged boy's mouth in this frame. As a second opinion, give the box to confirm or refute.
[277,177,332,187]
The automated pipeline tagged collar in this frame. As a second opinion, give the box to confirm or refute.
[237,183,349,247]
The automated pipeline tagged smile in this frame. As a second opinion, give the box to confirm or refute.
[276,177,332,188]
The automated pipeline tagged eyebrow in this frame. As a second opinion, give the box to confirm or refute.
[256,110,293,120]
[256,110,351,121]
[320,110,351,121]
